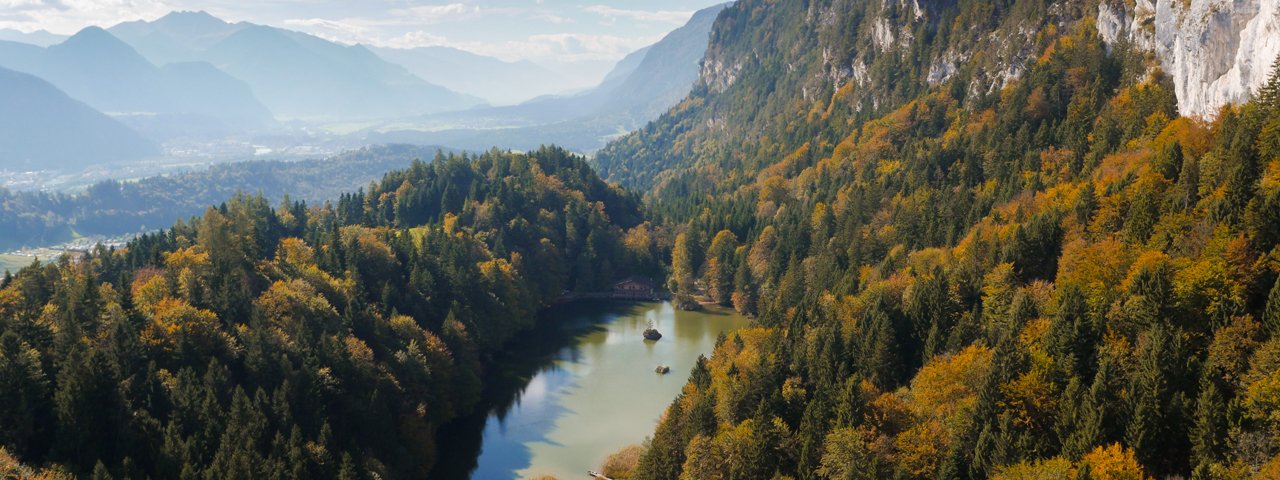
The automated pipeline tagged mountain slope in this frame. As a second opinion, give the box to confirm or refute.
[110,12,485,120]
[586,0,1280,478]
[369,2,732,152]
[108,11,243,65]
[594,0,1068,194]
[0,66,157,170]
[588,3,730,125]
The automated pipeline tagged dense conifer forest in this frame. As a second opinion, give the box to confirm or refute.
[590,1,1280,478]
[0,147,658,478]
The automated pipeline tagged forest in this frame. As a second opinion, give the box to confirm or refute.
[590,1,1280,478]
[0,146,659,478]
[4,0,1280,478]
[0,145,453,251]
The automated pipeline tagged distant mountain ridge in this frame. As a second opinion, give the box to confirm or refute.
[0,28,66,47]
[372,45,574,106]
[109,11,484,120]
[366,2,733,153]
[0,27,272,139]
[0,66,157,170]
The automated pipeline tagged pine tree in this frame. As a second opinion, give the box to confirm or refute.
[91,460,113,480]
[337,452,358,480]
[1065,353,1117,459]
[858,309,898,391]
[731,256,757,316]
[1125,326,1190,475]
[1257,54,1280,112]
[1075,183,1098,227]
[1156,141,1184,181]
[1047,285,1094,378]
[0,331,49,459]
[633,400,687,480]
[1262,277,1280,339]
[671,232,697,295]
[1190,373,1226,479]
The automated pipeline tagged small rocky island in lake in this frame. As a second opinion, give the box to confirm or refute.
[643,320,662,341]
[655,365,671,374]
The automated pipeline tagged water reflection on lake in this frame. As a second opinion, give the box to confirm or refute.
[431,301,748,479]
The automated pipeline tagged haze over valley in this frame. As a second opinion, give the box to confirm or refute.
[0,4,728,192]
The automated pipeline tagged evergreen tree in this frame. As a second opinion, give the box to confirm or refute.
[1189,373,1226,479]
[1268,276,1280,336]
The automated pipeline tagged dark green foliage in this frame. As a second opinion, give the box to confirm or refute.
[600,1,1280,478]
[0,147,649,478]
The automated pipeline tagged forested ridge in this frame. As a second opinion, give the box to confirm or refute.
[589,0,1280,479]
[0,147,659,478]
[0,145,457,251]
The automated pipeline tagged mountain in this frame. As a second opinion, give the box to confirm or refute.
[1098,0,1280,117]
[0,28,66,47]
[0,66,156,170]
[107,10,243,65]
[110,12,485,120]
[5,1,1280,478]
[0,27,273,137]
[371,46,573,105]
[587,4,729,125]
[590,0,1280,478]
[594,0,1073,192]
[368,2,732,152]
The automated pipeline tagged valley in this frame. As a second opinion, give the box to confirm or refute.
[2,1,1280,479]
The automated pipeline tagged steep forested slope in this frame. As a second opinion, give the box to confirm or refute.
[0,147,657,478]
[592,1,1280,479]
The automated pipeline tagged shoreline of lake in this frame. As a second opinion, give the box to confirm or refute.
[430,300,748,479]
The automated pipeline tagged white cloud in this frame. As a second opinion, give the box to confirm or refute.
[388,3,476,24]
[379,30,448,49]
[281,17,369,45]
[582,5,693,25]
[0,0,698,69]
[0,0,172,34]
[451,32,659,63]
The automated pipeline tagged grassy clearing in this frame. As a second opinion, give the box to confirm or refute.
[0,254,38,274]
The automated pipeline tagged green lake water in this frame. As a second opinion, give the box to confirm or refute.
[432,300,749,479]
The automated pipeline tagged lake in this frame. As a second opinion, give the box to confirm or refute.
[431,300,749,479]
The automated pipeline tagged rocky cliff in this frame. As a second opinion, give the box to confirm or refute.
[1099,0,1280,117]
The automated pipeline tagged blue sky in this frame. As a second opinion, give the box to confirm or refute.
[0,0,729,64]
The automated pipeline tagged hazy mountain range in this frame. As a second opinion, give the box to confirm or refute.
[0,66,157,170]
[0,28,65,47]
[370,46,574,106]
[0,4,727,172]
[364,2,731,152]
[0,27,272,135]
[109,12,483,120]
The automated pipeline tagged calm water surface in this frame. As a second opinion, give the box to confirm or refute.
[431,301,748,479]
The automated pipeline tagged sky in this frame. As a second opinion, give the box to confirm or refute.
[0,0,728,65]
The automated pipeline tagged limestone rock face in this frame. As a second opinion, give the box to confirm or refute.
[1100,0,1280,117]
